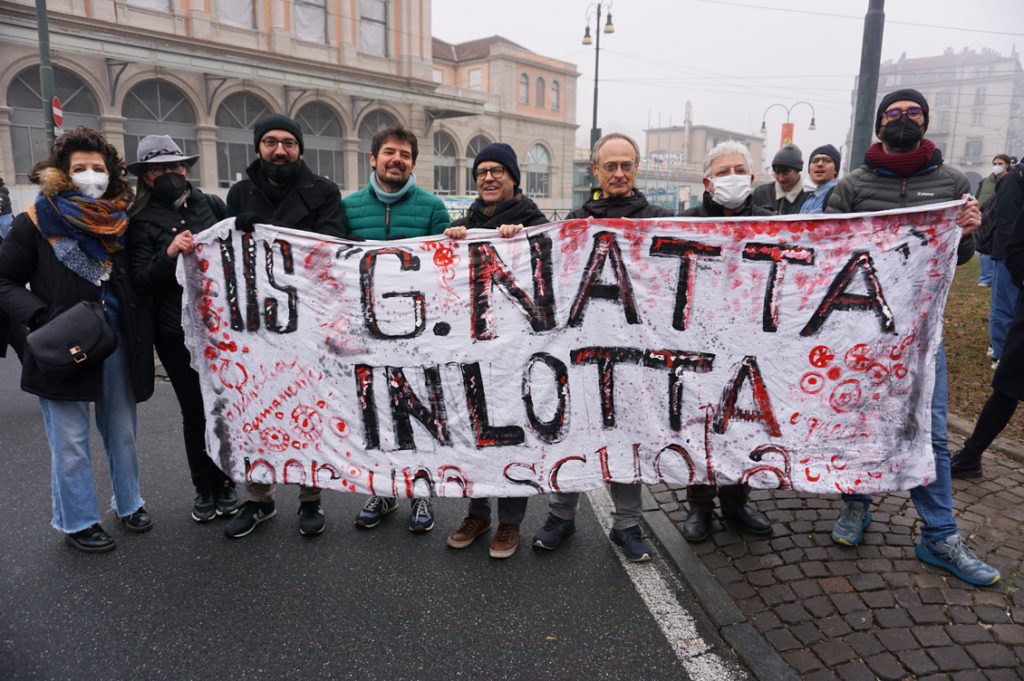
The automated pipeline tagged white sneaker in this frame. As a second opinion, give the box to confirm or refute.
[986,346,994,359]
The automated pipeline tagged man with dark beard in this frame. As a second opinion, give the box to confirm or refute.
[824,89,1000,587]
[224,114,346,540]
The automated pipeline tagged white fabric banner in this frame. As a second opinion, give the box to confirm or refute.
[178,201,963,498]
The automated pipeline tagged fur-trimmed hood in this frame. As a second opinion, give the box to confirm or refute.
[35,166,134,202]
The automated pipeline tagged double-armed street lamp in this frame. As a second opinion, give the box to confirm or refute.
[582,1,615,186]
[760,101,817,151]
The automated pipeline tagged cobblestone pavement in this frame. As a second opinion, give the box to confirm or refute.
[650,437,1024,680]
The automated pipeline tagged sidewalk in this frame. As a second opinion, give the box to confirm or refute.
[645,429,1024,680]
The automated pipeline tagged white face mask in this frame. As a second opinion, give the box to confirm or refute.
[711,174,753,209]
[71,169,109,200]
[992,164,1006,176]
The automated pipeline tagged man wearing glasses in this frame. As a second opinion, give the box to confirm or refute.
[825,88,1000,587]
[799,144,842,214]
[224,113,347,541]
[752,144,809,215]
[533,132,669,563]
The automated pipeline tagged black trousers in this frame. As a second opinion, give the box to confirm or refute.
[962,390,1019,457]
[156,335,231,491]
[686,483,750,513]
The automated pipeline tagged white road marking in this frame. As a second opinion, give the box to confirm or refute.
[586,487,749,681]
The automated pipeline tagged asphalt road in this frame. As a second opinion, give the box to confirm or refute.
[0,352,748,680]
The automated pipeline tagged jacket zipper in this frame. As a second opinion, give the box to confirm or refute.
[899,178,908,208]
[385,205,391,240]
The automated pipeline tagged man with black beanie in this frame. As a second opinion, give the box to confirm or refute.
[800,143,842,214]
[224,113,347,541]
[752,143,809,214]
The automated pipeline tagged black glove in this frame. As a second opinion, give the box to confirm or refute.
[234,212,260,233]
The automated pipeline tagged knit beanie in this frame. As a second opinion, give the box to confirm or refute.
[808,144,841,171]
[772,144,803,171]
[253,114,304,154]
[875,88,929,134]
[472,143,521,187]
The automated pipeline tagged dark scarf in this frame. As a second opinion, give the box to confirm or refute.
[31,189,128,285]
[578,190,656,219]
[865,139,938,177]
[247,158,300,206]
[463,192,546,229]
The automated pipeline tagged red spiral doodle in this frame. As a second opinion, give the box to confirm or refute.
[844,343,875,371]
[292,405,323,442]
[893,364,908,379]
[800,372,825,394]
[260,427,290,452]
[829,379,863,413]
[867,362,890,385]
[808,345,834,368]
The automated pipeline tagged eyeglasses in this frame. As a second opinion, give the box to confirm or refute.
[475,166,505,180]
[883,106,924,121]
[261,137,299,150]
[147,162,187,174]
[600,161,635,173]
[809,156,835,165]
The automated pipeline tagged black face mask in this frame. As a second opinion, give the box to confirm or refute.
[881,116,925,151]
[260,159,300,184]
[152,172,188,201]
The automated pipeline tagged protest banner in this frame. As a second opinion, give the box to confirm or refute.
[178,201,963,498]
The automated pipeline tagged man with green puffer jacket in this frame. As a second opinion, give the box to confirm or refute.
[343,125,450,241]
[344,125,450,534]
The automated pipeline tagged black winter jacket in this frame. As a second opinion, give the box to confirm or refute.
[0,213,155,402]
[680,192,774,218]
[226,159,347,237]
[128,185,225,338]
[567,190,673,219]
[751,182,809,215]
[450,193,549,230]
[991,166,1024,261]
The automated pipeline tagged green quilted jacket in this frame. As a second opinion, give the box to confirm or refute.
[342,184,451,241]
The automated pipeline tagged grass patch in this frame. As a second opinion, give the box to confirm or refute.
[944,257,1024,443]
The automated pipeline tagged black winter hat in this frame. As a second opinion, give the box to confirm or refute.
[808,144,841,171]
[472,143,521,187]
[875,88,929,134]
[772,144,803,171]
[253,114,304,154]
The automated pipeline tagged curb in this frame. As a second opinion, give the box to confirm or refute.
[947,412,1024,464]
[641,487,799,681]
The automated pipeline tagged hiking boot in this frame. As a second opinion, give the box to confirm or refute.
[532,514,576,550]
[950,449,983,479]
[65,524,115,553]
[191,490,217,523]
[609,525,654,562]
[121,507,154,533]
[489,523,521,559]
[354,496,397,528]
[447,515,491,549]
[831,500,871,546]
[408,498,435,533]
[915,534,1000,586]
[224,500,276,538]
[298,500,326,537]
[215,483,241,516]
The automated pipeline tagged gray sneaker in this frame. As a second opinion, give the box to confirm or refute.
[831,501,871,546]
[915,534,1000,586]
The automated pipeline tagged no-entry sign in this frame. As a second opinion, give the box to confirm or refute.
[52,96,63,129]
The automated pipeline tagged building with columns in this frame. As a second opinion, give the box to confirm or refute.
[0,0,577,210]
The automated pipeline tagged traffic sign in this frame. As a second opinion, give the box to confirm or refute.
[51,96,63,128]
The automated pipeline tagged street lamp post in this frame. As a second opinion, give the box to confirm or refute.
[582,1,614,187]
[759,101,817,152]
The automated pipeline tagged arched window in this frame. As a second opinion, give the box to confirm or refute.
[7,65,100,183]
[526,144,551,198]
[122,79,200,183]
[357,109,398,186]
[535,77,545,108]
[465,134,492,191]
[296,101,343,184]
[551,81,560,112]
[519,74,529,105]
[433,131,456,195]
[215,92,271,188]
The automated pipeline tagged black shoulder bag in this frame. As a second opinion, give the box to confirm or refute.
[25,301,117,376]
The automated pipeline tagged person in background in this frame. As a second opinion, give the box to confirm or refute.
[799,144,841,214]
[975,154,1011,287]
[751,144,809,214]
[0,176,13,237]
[127,135,240,525]
[0,127,155,553]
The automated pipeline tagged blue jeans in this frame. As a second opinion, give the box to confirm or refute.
[979,253,994,286]
[40,335,144,533]
[842,345,956,544]
[990,260,1022,359]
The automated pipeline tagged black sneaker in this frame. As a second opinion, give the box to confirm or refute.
[215,483,241,516]
[224,500,276,538]
[191,490,217,523]
[65,524,116,553]
[532,513,576,550]
[950,449,983,479]
[609,525,654,562]
[298,500,326,537]
[122,507,154,533]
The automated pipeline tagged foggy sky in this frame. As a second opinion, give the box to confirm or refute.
[432,0,1023,170]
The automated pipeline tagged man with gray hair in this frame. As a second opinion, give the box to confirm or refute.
[679,140,774,542]
[533,132,670,563]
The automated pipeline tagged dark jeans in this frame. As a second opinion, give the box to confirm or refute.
[687,483,750,513]
[156,335,231,491]
[962,390,1019,457]
[468,497,528,525]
